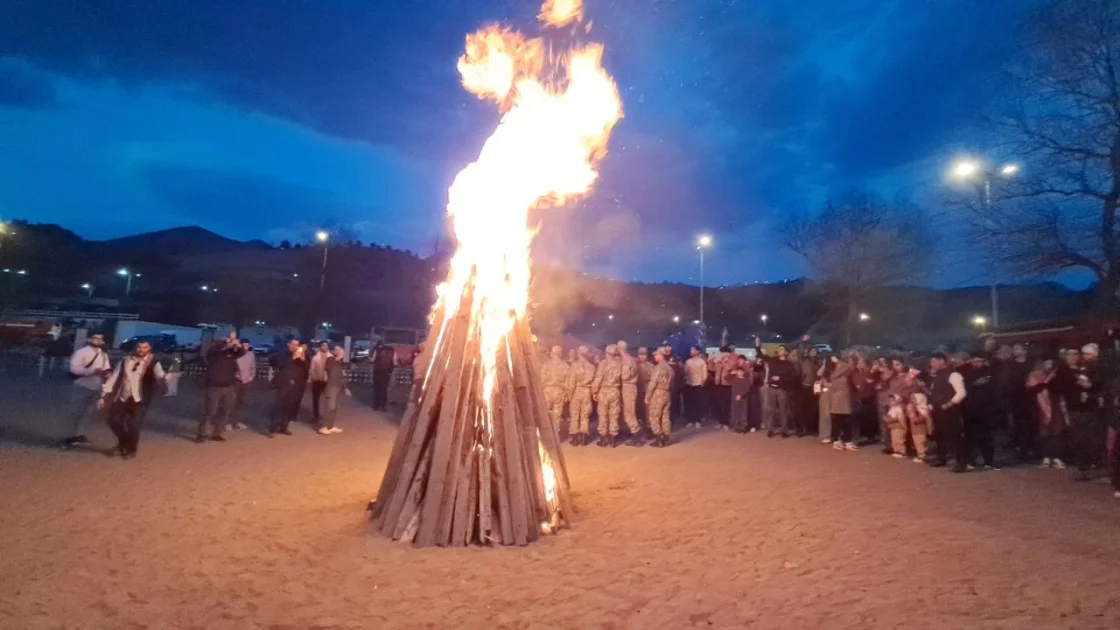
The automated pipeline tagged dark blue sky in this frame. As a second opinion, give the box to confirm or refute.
[1,0,1049,287]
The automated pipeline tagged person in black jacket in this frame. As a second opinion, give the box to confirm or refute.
[755,338,800,438]
[1053,346,1102,479]
[371,341,397,411]
[959,351,998,470]
[269,339,309,436]
[197,332,246,443]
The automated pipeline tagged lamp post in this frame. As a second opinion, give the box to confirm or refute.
[949,158,1021,328]
[696,235,712,326]
[859,312,870,322]
[117,268,141,296]
[80,283,93,298]
[760,313,768,332]
[316,230,330,289]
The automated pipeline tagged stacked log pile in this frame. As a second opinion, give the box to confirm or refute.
[370,286,573,547]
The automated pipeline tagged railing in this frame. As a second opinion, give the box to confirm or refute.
[0,309,140,321]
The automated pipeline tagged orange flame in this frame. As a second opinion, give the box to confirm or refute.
[430,0,622,433]
[540,0,583,26]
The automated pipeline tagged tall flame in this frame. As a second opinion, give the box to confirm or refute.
[429,0,622,428]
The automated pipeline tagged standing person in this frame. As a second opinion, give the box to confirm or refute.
[99,340,169,458]
[959,352,999,470]
[371,341,397,411]
[566,346,595,446]
[756,339,799,437]
[197,333,245,443]
[591,344,628,447]
[636,347,652,429]
[541,345,571,431]
[729,355,756,433]
[1004,344,1034,459]
[1053,346,1101,480]
[617,341,643,443]
[60,332,112,448]
[317,345,351,435]
[308,342,331,424]
[816,358,832,443]
[710,346,735,430]
[269,340,309,436]
[230,340,255,431]
[927,353,968,471]
[825,355,858,450]
[683,346,708,428]
[645,347,674,447]
[1028,359,1065,468]
[790,337,818,437]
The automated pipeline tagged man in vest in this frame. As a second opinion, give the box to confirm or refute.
[566,346,595,446]
[99,340,169,459]
[645,347,674,447]
[927,352,968,471]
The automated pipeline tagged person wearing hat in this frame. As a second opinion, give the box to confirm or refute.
[616,341,644,445]
[591,344,624,447]
[635,346,653,429]
[645,347,674,446]
[540,345,571,434]
[566,346,596,446]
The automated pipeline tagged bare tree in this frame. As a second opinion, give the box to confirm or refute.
[978,0,1120,312]
[781,190,936,346]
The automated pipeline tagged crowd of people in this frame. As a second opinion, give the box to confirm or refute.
[56,332,403,458]
[538,335,1120,500]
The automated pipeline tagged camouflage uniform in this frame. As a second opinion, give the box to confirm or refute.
[592,346,622,438]
[636,348,653,424]
[540,346,570,430]
[646,354,674,442]
[567,348,595,437]
[617,342,642,437]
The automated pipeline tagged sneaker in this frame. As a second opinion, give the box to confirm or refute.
[1041,457,1052,468]
[891,453,906,459]
[329,427,343,434]
[73,435,91,445]
[832,441,844,451]
[224,424,233,432]
[821,439,832,444]
[844,443,859,451]
[317,427,332,435]
[749,428,757,433]
[721,425,730,431]
[983,464,1000,472]
[1114,491,1120,500]
[912,457,925,464]
[1052,459,1066,469]
[235,422,248,430]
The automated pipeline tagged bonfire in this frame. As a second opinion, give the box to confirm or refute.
[369,0,623,547]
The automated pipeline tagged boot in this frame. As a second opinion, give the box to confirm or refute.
[626,435,645,447]
[653,435,665,448]
[597,435,608,447]
[661,435,671,447]
[609,435,619,448]
[580,433,589,446]
[569,435,579,447]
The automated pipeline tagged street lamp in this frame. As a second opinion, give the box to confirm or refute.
[972,315,988,328]
[672,315,680,323]
[859,312,871,322]
[316,230,330,289]
[80,283,93,298]
[760,313,768,331]
[696,234,712,326]
[116,268,140,296]
[948,156,1021,328]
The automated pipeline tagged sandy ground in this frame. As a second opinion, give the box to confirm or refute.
[1,373,1119,630]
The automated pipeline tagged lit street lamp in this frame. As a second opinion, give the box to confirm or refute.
[316,230,331,289]
[972,315,988,329]
[760,313,768,331]
[80,283,94,298]
[696,234,712,327]
[672,315,680,323]
[859,312,871,322]
[948,156,1021,328]
[117,268,141,296]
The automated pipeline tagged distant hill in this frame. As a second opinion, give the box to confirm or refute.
[89,226,246,258]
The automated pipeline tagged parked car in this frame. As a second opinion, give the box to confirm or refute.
[119,334,180,354]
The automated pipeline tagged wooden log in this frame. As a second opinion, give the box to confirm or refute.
[478,437,493,543]
[489,394,516,545]
[443,361,480,545]
[497,359,531,545]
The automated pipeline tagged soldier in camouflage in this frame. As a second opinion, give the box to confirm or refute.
[616,341,645,446]
[645,347,674,447]
[540,345,570,433]
[592,344,623,447]
[566,346,596,446]
[636,346,653,431]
